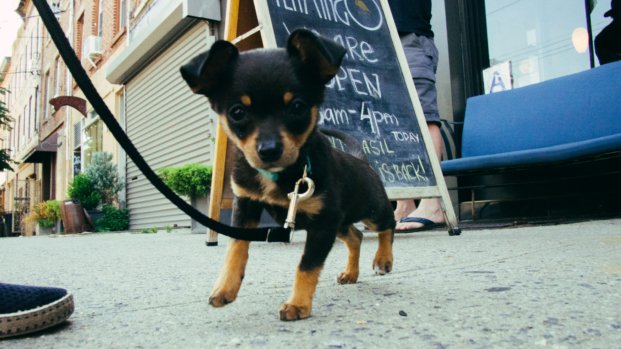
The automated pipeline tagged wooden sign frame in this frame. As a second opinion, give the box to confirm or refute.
[206,0,460,245]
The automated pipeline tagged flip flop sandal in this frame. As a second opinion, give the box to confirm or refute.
[395,217,446,233]
[0,283,74,339]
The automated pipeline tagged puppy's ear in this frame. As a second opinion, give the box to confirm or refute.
[287,29,346,84]
[180,41,239,96]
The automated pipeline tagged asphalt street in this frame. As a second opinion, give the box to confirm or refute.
[1,219,620,348]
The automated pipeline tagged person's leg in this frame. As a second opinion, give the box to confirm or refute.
[395,35,445,230]
[395,122,445,230]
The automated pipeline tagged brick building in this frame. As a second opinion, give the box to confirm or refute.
[67,0,127,201]
[2,0,47,236]
[1,0,129,235]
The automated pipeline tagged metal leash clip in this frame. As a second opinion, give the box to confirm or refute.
[283,165,315,242]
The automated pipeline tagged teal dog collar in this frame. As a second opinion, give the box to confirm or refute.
[257,155,311,181]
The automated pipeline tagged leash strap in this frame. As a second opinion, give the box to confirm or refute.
[32,0,292,243]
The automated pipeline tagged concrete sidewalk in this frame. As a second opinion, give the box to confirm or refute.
[1,219,620,348]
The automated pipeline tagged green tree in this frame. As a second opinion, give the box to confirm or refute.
[0,80,18,171]
[84,151,125,206]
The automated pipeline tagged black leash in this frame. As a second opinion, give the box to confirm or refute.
[32,0,292,243]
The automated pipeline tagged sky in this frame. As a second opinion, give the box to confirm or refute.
[0,0,22,60]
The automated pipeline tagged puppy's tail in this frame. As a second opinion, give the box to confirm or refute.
[320,128,369,164]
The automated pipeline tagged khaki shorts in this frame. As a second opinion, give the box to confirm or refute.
[400,32,441,124]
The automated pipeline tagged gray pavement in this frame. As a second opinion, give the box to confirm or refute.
[1,219,620,348]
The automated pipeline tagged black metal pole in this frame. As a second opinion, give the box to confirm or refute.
[585,0,596,68]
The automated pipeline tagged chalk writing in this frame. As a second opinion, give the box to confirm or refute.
[272,0,383,30]
[361,137,394,156]
[327,135,346,151]
[326,66,381,98]
[332,35,378,63]
[319,107,350,125]
[373,157,429,183]
[391,131,419,143]
[359,102,398,137]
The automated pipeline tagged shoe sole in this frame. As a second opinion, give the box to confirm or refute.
[0,293,74,339]
[394,222,446,233]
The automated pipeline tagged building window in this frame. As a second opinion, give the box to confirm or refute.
[82,110,103,170]
[484,0,594,90]
[25,45,29,75]
[20,55,23,84]
[54,59,60,98]
[18,56,22,91]
[76,14,84,60]
[97,0,104,37]
[34,86,40,131]
[28,96,32,139]
[73,119,84,178]
[30,24,39,60]
[22,107,26,144]
[119,0,127,30]
[10,78,13,109]
[44,71,50,118]
[17,115,21,150]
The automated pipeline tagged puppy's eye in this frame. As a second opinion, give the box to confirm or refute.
[229,106,246,121]
[290,100,308,117]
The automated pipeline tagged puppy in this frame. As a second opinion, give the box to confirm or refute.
[180,29,396,321]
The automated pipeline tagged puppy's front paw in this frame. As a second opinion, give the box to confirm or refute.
[336,271,358,284]
[372,256,393,275]
[279,303,311,321]
[209,286,239,307]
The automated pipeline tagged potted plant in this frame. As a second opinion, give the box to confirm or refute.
[67,173,101,219]
[158,163,212,233]
[68,151,125,221]
[23,200,62,235]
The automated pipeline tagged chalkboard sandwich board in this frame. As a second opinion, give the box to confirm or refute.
[254,0,451,199]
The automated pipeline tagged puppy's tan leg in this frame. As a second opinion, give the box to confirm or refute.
[209,237,252,307]
[209,197,262,307]
[279,225,337,321]
[372,228,394,275]
[279,267,322,321]
[364,219,394,275]
[336,225,362,284]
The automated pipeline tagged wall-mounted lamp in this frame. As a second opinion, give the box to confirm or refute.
[572,27,589,53]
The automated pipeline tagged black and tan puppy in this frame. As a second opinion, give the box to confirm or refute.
[180,29,396,321]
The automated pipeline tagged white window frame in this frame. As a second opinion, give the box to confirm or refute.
[54,59,60,98]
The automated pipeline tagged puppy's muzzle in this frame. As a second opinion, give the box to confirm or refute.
[257,140,284,163]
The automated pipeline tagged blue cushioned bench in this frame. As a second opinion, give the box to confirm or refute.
[441,60,621,177]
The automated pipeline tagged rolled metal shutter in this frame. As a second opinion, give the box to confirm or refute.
[125,22,215,229]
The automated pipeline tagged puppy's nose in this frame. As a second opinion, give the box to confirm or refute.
[256,140,283,162]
